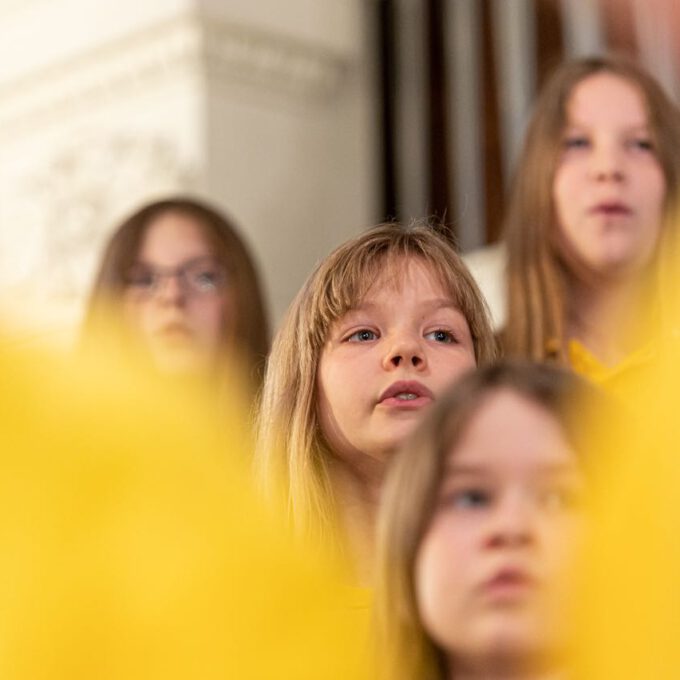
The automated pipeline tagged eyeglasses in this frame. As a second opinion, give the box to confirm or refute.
[124,257,228,298]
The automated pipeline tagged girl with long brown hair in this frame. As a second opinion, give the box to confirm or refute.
[503,55,680,389]
[83,197,270,399]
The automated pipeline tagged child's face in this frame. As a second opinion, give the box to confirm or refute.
[552,72,666,279]
[415,389,585,672]
[122,212,232,375]
[317,258,476,462]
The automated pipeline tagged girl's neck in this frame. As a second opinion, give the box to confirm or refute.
[450,671,566,680]
[567,271,654,366]
[448,654,568,680]
[327,452,385,587]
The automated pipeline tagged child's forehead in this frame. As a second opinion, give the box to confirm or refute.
[341,283,457,324]
[320,253,464,333]
[445,390,580,471]
[357,256,451,300]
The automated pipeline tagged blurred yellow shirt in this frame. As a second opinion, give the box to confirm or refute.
[568,338,654,390]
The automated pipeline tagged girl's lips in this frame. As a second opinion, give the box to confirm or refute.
[379,395,433,409]
[481,568,539,601]
[590,201,632,215]
[378,381,434,408]
[154,322,193,341]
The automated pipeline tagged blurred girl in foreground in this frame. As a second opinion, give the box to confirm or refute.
[376,361,598,680]
[503,56,680,390]
[83,197,269,400]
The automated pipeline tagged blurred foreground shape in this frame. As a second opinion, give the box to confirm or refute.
[0,334,367,680]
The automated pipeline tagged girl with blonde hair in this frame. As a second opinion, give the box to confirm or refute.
[503,55,680,388]
[256,222,496,582]
[376,361,599,680]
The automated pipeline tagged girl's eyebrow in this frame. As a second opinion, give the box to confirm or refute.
[443,461,580,478]
[565,120,650,132]
[349,297,459,314]
[420,298,461,311]
[442,464,488,478]
[624,124,653,135]
[344,301,378,314]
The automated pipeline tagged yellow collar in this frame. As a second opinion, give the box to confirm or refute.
[567,338,655,385]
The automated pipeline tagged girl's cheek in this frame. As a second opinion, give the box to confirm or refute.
[199,294,230,324]
[122,300,148,337]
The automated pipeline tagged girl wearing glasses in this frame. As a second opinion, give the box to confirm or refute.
[83,197,269,395]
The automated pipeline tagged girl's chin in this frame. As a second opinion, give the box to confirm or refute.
[447,630,561,678]
[150,347,214,376]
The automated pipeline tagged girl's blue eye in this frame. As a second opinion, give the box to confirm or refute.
[629,137,654,152]
[449,488,491,510]
[126,268,157,290]
[426,329,455,344]
[563,136,589,150]
[193,271,219,290]
[185,260,227,293]
[347,329,378,342]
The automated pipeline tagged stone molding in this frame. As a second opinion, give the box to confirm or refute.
[0,0,46,15]
[0,14,351,139]
[202,21,349,99]
[0,132,197,301]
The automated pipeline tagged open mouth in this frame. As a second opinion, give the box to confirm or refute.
[378,381,434,408]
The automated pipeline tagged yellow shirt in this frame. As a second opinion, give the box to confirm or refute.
[567,338,661,408]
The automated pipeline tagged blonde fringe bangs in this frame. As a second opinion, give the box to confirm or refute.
[310,226,496,364]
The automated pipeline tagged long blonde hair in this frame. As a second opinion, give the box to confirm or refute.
[255,222,497,545]
[375,360,600,680]
[503,55,680,361]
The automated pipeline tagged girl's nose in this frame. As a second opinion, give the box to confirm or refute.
[485,495,536,549]
[590,144,625,182]
[156,273,186,306]
[382,334,427,371]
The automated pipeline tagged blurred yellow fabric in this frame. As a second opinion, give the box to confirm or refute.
[568,337,656,401]
[575,334,680,679]
[0,333,367,680]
